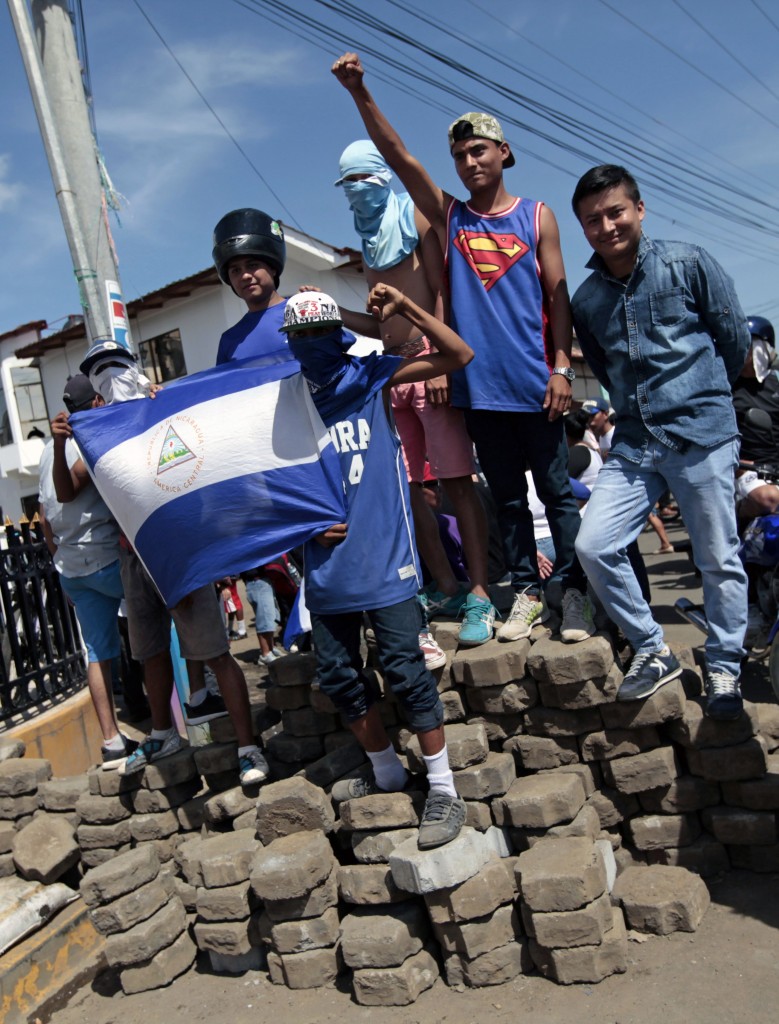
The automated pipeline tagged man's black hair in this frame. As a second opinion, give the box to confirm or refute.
[563,408,591,442]
[571,165,641,218]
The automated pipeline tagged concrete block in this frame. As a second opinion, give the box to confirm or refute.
[193,743,238,776]
[89,767,141,798]
[504,734,580,770]
[174,834,208,886]
[37,775,89,812]
[340,902,428,967]
[80,846,161,908]
[464,802,493,832]
[203,785,256,824]
[255,777,335,843]
[389,827,492,895]
[195,830,259,887]
[424,856,516,924]
[530,907,627,984]
[267,651,317,687]
[352,946,438,1005]
[80,844,131,869]
[666,697,759,749]
[406,723,488,772]
[194,914,260,956]
[470,713,525,744]
[266,682,312,710]
[540,762,599,798]
[586,787,640,828]
[701,806,777,845]
[339,792,420,832]
[139,746,198,790]
[251,829,334,900]
[527,634,614,685]
[119,929,196,994]
[266,732,325,764]
[525,705,602,737]
[0,820,15,854]
[451,642,530,688]
[596,838,617,892]
[721,755,779,809]
[464,680,538,714]
[537,662,621,710]
[440,689,465,722]
[196,879,258,921]
[601,746,679,795]
[497,773,586,829]
[299,742,366,791]
[281,706,338,736]
[0,739,25,761]
[351,827,417,863]
[530,890,613,948]
[76,819,132,851]
[434,903,520,958]
[518,836,607,912]
[614,865,710,934]
[267,943,343,989]
[547,803,602,842]
[270,906,340,954]
[131,779,201,813]
[600,679,686,729]
[176,794,209,833]
[628,813,702,850]
[580,726,661,762]
[687,737,769,782]
[75,792,133,824]
[105,897,186,967]
[129,810,179,842]
[263,866,338,921]
[446,939,533,988]
[648,834,730,877]
[12,813,78,884]
[728,844,779,872]
[640,775,721,814]
[0,793,39,820]
[338,863,412,904]
[208,947,266,974]
[0,758,51,796]
[309,684,338,713]
[89,878,169,935]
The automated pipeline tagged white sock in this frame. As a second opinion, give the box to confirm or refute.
[422,745,457,797]
[237,626,247,637]
[188,688,207,707]
[238,744,259,757]
[151,727,174,741]
[103,732,125,753]
[367,744,408,792]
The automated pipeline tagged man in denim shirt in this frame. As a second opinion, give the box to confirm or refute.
[570,164,749,721]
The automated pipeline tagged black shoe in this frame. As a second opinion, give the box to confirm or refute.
[101,735,139,770]
[183,691,229,725]
[417,791,466,850]
[705,670,743,721]
[618,645,681,701]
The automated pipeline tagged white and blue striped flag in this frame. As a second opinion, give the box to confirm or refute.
[71,355,347,608]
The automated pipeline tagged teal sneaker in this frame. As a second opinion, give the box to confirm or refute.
[421,583,469,619]
[457,593,497,646]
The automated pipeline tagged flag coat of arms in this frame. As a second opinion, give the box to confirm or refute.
[70,356,347,608]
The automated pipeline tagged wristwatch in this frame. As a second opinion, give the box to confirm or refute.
[552,366,576,382]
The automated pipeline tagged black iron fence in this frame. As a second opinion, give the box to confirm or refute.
[0,518,87,724]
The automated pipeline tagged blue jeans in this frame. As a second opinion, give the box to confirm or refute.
[244,578,278,635]
[465,410,585,594]
[311,596,443,733]
[575,437,747,676]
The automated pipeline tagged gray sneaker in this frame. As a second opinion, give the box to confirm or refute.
[417,791,466,849]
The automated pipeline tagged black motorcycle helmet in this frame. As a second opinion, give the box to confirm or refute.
[747,315,775,348]
[212,209,286,291]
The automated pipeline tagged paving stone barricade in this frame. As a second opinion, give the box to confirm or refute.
[2,624,779,1005]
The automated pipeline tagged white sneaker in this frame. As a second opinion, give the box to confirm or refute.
[560,589,596,643]
[239,747,270,785]
[497,589,549,642]
[418,629,447,670]
[259,651,279,666]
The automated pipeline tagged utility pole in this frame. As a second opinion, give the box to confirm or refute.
[7,0,132,348]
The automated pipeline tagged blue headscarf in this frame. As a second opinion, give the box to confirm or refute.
[335,141,418,271]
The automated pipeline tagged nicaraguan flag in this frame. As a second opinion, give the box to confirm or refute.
[71,355,347,608]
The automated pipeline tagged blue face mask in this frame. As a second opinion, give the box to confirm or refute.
[286,328,356,389]
[342,179,393,222]
[340,180,418,272]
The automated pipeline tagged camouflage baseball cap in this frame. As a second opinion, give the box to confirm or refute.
[447,112,515,168]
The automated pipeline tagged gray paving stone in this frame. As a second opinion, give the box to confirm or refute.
[12,812,79,884]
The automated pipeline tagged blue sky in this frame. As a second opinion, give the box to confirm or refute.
[2,0,779,335]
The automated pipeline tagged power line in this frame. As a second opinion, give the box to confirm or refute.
[750,0,779,36]
[130,0,303,229]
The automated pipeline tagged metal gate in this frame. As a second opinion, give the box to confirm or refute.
[0,518,87,724]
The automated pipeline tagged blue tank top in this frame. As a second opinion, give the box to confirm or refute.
[304,356,421,615]
[216,303,295,365]
[446,197,552,411]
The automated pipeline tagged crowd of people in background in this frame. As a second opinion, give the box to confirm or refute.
[37,50,766,851]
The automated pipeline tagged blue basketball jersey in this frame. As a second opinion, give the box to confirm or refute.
[304,356,421,614]
[446,196,552,411]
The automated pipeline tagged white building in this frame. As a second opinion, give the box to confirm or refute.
[0,227,369,521]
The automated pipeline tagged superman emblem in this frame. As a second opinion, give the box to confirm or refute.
[453,230,530,290]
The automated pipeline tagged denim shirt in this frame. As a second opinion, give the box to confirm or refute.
[571,234,750,463]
